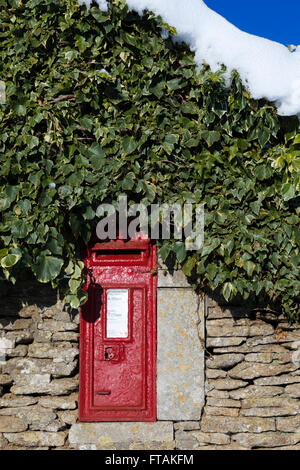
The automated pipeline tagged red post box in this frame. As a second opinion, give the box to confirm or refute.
[79,236,157,421]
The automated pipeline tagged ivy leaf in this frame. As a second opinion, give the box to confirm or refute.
[33,256,63,283]
[1,254,21,268]
[222,282,235,301]
[282,183,295,201]
[174,241,186,262]
[182,256,196,276]
[122,137,138,155]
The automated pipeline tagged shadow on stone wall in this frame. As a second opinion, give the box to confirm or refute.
[0,278,57,325]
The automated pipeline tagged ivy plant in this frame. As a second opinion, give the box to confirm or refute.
[0,0,299,319]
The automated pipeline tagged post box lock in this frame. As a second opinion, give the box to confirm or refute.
[104,344,125,363]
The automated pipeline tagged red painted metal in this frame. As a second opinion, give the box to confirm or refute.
[79,235,157,422]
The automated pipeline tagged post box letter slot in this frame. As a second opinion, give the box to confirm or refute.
[95,249,145,261]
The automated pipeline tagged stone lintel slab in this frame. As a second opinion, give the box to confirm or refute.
[69,422,174,450]
[157,288,205,420]
[157,260,191,288]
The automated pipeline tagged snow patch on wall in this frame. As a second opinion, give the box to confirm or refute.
[80,0,300,117]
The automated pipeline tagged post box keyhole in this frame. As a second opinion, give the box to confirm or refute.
[105,347,114,360]
[104,344,125,363]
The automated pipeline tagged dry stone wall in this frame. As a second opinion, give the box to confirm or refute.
[0,281,299,450]
[0,281,79,450]
[175,296,300,450]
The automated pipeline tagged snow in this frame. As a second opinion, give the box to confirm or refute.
[78,0,108,12]
[80,0,300,117]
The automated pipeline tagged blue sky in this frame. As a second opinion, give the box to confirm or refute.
[205,0,300,46]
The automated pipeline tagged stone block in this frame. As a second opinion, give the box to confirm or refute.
[0,395,38,408]
[0,416,28,432]
[69,422,174,450]
[277,415,300,432]
[207,353,244,370]
[11,377,78,396]
[232,432,300,448]
[4,431,66,447]
[38,395,78,410]
[200,416,276,433]
[228,362,298,381]
[205,406,239,417]
[285,384,300,398]
[229,385,284,400]
[157,288,204,420]
[37,320,78,332]
[208,378,248,390]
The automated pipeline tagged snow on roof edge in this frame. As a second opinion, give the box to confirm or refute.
[80,0,300,118]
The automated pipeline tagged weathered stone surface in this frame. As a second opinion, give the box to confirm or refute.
[206,337,245,348]
[4,319,32,331]
[206,397,240,408]
[228,362,297,380]
[207,306,245,320]
[0,337,15,356]
[0,374,13,386]
[18,305,39,318]
[174,421,200,431]
[0,394,38,408]
[52,332,78,342]
[248,322,275,336]
[214,344,288,354]
[5,330,33,345]
[157,288,204,420]
[229,385,285,400]
[241,407,299,417]
[41,307,61,319]
[247,332,300,347]
[11,377,78,396]
[38,394,77,410]
[28,343,78,361]
[4,431,67,447]
[57,410,77,425]
[69,422,174,450]
[190,444,249,450]
[157,264,190,288]
[207,354,244,370]
[285,384,300,398]
[12,373,51,387]
[3,357,77,378]
[6,345,28,358]
[0,416,28,432]
[206,389,230,398]
[205,406,239,417]
[232,432,300,448]
[37,320,78,332]
[0,405,57,431]
[175,430,230,449]
[244,352,292,364]
[207,325,249,338]
[208,378,248,390]
[34,331,52,343]
[254,374,300,386]
[207,320,274,338]
[241,397,298,409]
[200,416,275,433]
[0,433,8,448]
[277,415,300,432]
[208,319,249,327]
[206,369,227,379]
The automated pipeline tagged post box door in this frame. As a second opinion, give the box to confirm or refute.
[79,238,156,422]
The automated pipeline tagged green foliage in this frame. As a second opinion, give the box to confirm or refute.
[0,0,299,319]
